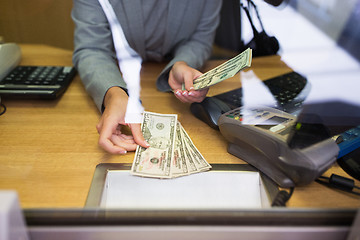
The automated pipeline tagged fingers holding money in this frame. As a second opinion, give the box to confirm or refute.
[98,134,129,154]
[129,123,150,149]
[174,87,209,103]
[169,61,208,103]
[98,122,132,154]
[110,133,138,151]
[169,61,196,90]
[98,123,146,154]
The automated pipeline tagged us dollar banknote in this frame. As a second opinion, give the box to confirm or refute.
[131,111,177,178]
[131,112,211,178]
[180,125,212,172]
[170,122,189,177]
[188,48,252,90]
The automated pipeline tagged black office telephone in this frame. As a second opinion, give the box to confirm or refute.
[0,43,21,81]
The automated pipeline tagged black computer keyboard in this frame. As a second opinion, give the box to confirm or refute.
[264,71,309,112]
[215,71,310,113]
[0,66,76,99]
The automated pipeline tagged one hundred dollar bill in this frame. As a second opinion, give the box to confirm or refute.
[131,111,177,178]
[187,48,252,90]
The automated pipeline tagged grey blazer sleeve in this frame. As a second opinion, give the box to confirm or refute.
[156,0,222,92]
[72,0,127,111]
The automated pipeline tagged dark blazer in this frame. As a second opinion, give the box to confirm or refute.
[72,0,222,111]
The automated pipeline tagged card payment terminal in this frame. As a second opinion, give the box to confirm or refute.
[218,106,340,187]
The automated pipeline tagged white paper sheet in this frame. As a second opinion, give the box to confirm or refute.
[101,171,268,209]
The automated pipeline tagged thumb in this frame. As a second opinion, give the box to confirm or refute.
[184,69,202,91]
[129,123,150,148]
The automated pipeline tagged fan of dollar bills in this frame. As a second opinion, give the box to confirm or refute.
[131,111,211,178]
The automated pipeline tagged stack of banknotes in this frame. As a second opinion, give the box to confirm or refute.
[131,111,211,178]
[184,47,252,90]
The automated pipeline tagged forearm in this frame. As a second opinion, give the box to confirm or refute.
[72,0,127,111]
[75,51,127,110]
[103,86,129,112]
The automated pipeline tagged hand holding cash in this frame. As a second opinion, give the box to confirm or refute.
[131,111,211,178]
[183,48,252,90]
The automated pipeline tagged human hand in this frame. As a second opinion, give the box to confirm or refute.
[96,87,149,154]
[169,61,209,103]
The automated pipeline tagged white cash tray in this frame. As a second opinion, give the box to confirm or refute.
[86,164,279,209]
